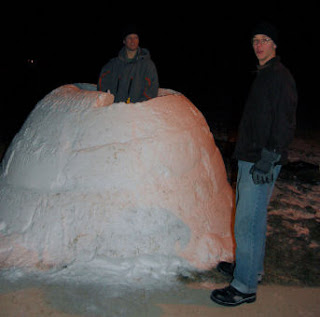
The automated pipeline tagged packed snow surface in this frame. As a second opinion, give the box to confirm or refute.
[0,85,234,281]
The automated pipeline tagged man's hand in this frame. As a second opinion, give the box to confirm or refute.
[250,148,281,184]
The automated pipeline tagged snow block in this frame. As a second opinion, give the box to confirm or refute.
[0,84,234,274]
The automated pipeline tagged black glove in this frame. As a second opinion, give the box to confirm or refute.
[250,148,281,184]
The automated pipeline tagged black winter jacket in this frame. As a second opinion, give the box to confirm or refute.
[234,57,297,164]
[97,47,159,103]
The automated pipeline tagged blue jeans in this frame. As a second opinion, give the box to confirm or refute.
[231,160,281,294]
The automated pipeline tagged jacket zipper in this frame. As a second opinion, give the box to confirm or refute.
[126,77,133,103]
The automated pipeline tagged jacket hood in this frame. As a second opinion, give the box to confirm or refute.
[118,47,151,63]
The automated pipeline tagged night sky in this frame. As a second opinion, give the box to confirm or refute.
[1,4,318,142]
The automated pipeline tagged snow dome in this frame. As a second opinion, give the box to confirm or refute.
[0,84,234,276]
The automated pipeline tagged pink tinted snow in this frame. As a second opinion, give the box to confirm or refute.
[0,85,235,273]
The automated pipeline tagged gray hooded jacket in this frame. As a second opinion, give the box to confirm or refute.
[97,47,159,103]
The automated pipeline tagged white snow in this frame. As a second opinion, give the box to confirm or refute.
[0,84,234,281]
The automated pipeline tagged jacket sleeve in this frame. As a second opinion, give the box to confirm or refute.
[97,61,113,92]
[140,61,159,101]
[267,72,298,154]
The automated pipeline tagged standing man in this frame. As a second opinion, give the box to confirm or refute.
[97,25,159,103]
[210,22,298,306]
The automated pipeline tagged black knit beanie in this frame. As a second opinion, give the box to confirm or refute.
[251,21,278,45]
[122,24,139,39]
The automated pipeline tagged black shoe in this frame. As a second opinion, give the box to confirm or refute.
[217,261,235,277]
[210,285,256,307]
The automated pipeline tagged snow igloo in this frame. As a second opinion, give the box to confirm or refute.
[0,84,234,277]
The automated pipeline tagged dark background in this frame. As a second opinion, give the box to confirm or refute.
[0,4,317,145]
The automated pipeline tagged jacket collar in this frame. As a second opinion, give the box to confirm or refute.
[118,47,141,63]
[257,56,280,71]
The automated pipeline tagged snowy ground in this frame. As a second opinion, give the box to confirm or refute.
[0,128,319,316]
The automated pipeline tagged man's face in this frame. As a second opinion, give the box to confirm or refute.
[252,34,277,65]
[123,34,139,51]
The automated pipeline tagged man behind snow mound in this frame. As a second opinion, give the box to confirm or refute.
[97,25,159,103]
